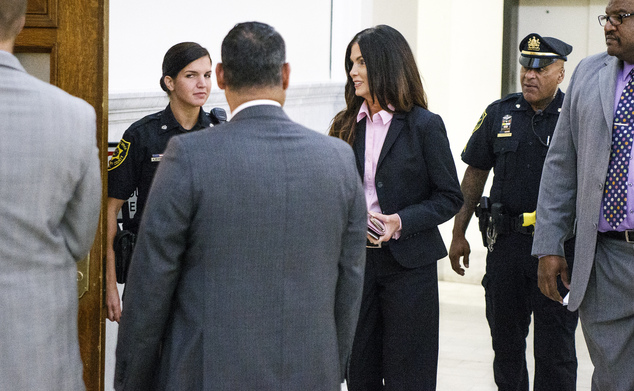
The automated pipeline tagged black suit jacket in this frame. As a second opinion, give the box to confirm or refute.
[353,106,463,268]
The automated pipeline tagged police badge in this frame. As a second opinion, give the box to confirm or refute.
[497,115,512,137]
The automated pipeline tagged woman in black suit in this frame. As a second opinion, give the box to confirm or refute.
[329,25,463,390]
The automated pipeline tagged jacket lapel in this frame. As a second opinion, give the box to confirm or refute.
[599,56,620,131]
[377,113,405,169]
[353,120,366,177]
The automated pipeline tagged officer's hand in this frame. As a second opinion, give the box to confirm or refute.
[106,283,122,323]
[449,235,470,276]
[537,255,569,304]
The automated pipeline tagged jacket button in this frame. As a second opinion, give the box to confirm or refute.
[377,182,383,188]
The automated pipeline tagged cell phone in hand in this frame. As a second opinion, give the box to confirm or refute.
[367,216,386,240]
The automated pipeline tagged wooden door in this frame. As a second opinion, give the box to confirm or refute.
[14,0,109,390]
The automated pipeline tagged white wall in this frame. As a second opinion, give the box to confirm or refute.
[108,0,376,142]
[331,0,371,82]
[418,0,505,284]
[371,0,419,53]
[109,0,338,93]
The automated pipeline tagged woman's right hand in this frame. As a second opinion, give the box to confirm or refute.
[367,212,400,244]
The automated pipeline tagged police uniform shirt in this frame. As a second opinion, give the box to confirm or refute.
[107,104,213,232]
[461,90,564,216]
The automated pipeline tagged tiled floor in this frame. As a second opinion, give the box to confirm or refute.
[433,281,592,391]
[105,281,593,390]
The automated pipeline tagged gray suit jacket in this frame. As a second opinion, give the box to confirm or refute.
[532,52,619,311]
[0,51,101,390]
[115,104,367,390]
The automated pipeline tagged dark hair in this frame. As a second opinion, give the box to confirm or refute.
[329,25,428,145]
[0,0,27,41]
[221,21,286,90]
[159,42,211,93]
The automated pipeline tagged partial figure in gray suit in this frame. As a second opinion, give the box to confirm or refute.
[533,0,634,389]
[0,0,101,390]
[114,21,367,390]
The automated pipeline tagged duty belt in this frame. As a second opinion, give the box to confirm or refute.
[502,214,535,236]
[476,198,535,252]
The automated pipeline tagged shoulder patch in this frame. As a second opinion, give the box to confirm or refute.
[473,110,487,133]
[108,139,131,171]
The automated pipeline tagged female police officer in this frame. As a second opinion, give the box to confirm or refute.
[106,42,226,322]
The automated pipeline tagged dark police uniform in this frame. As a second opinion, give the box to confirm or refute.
[462,90,578,390]
[108,104,225,233]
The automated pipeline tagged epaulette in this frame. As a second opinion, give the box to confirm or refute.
[484,92,523,111]
[498,92,523,104]
[126,111,162,131]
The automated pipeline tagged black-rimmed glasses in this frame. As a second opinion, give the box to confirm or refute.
[598,13,634,26]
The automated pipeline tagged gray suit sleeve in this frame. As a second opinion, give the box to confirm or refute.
[60,105,101,261]
[532,71,579,257]
[334,148,367,381]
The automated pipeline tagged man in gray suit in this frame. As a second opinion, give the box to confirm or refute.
[533,0,634,389]
[114,21,367,390]
[0,0,101,390]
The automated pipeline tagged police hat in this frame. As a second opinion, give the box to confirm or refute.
[519,33,572,69]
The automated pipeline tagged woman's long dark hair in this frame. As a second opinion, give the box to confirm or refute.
[329,25,428,145]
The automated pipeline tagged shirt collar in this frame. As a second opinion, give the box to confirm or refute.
[158,104,211,134]
[622,61,634,82]
[0,50,25,72]
[356,101,395,124]
[231,99,282,117]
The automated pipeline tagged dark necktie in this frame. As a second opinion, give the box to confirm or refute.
[603,69,634,229]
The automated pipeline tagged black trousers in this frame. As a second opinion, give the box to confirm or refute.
[347,246,439,391]
[484,232,578,391]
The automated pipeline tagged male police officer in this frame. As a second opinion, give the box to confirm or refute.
[449,34,578,391]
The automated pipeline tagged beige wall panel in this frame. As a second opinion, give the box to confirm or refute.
[418,0,505,283]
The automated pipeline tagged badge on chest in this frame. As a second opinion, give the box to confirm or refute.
[498,115,512,137]
[151,154,163,162]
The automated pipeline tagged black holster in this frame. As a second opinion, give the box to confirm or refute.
[113,227,136,284]
[475,196,491,247]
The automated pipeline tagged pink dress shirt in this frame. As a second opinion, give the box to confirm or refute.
[357,101,402,238]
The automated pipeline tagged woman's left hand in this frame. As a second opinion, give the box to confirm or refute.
[367,211,401,244]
